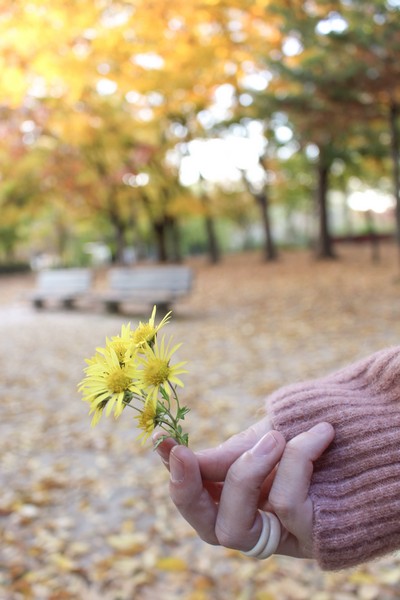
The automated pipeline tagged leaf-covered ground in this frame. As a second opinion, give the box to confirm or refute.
[2,245,400,600]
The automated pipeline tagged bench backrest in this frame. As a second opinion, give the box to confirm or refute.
[108,266,193,294]
[36,268,93,293]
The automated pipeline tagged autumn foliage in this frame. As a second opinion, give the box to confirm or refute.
[0,1,399,263]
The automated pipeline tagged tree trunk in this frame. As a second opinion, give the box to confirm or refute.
[204,214,220,264]
[256,192,277,261]
[108,191,126,264]
[315,160,336,259]
[390,100,400,263]
[55,220,69,265]
[168,217,183,263]
[200,191,220,264]
[153,220,169,263]
[365,210,380,263]
[114,225,126,264]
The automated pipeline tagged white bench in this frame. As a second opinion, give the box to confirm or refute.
[30,268,93,309]
[102,265,193,313]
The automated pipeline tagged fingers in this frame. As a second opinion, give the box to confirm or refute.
[153,433,177,470]
[168,444,219,545]
[269,422,335,552]
[215,431,285,551]
[168,430,286,552]
[154,416,273,482]
[196,416,273,481]
[156,420,335,559]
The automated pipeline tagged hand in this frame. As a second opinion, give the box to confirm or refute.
[154,417,334,559]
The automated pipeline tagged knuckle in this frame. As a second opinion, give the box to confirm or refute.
[284,437,310,464]
[215,521,240,549]
[170,485,193,512]
[285,436,303,453]
[171,494,190,513]
[269,497,294,522]
[284,430,329,465]
[225,454,259,491]
[233,426,258,447]
[284,438,314,478]
[269,489,296,521]
[225,464,246,489]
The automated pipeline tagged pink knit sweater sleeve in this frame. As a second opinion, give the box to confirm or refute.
[267,346,400,571]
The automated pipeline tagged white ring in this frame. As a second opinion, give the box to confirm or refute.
[243,512,281,560]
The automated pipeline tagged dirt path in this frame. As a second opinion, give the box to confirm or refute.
[1,246,400,599]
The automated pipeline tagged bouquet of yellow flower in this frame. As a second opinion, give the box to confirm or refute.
[78,307,189,446]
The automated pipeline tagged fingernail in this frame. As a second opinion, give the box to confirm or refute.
[310,422,333,435]
[170,449,185,483]
[152,432,163,444]
[250,432,278,457]
[154,439,168,460]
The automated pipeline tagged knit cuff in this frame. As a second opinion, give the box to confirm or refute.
[267,346,400,570]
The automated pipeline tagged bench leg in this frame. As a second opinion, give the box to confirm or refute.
[156,302,171,316]
[33,299,44,309]
[104,300,121,313]
[62,298,76,310]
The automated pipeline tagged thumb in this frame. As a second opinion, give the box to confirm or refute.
[269,422,335,538]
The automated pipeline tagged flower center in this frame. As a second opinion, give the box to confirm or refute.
[110,341,128,363]
[133,324,156,347]
[106,370,131,393]
[138,404,156,432]
[144,358,170,386]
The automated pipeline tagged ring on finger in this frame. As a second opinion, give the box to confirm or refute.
[242,511,281,560]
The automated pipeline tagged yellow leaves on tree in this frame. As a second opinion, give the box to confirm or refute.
[0,0,284,108]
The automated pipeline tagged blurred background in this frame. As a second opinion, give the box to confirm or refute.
[0,0,399,269]
[1,1,400,599]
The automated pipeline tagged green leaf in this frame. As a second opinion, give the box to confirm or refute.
[153,435,169,450]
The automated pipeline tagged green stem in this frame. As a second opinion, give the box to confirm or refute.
[156,412,187,446]
[168,381,180,410]
[122,400,141,413]
[123,391,146,405]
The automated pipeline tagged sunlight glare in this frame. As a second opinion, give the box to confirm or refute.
[316,12,349,35]
[132,53,165,70]
[96,78,117,95]
[282,36,303,56]
[179,136,263,186]
[347,190,395,214]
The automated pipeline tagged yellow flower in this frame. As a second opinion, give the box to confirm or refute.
[78,348,142,425]
[136,402,158,445]
[138,335,187,405]
[102,337,131,364]
[101,322,136,364]
[132,305,171,349]
[79,306,190,446]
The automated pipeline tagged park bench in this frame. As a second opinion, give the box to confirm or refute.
[101,265,193,314]
[30,268,93,309]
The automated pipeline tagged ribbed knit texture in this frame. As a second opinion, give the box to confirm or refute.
[267,346,400,571]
